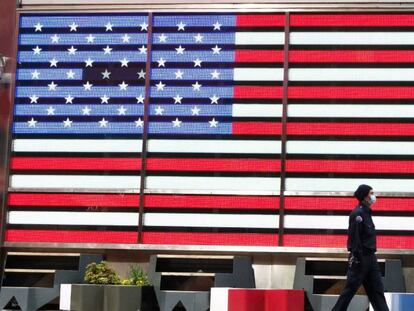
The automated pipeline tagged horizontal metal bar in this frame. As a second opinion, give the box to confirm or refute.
[5,268,56,273]
[4,242,414,255]
[7,252,81,256]
[160,272,216,277]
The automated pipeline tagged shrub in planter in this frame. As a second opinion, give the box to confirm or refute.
[61,261,121,311]
[104,265,158,311]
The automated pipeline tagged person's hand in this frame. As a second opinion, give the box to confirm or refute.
[348,253,360,268]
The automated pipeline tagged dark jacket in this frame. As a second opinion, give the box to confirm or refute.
[347,203,377,258]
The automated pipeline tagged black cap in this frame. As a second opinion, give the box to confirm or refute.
[354,184,372,202]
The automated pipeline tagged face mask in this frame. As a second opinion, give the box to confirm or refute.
[369,194,376,205]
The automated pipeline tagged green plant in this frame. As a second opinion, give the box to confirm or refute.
[122,265,150,286]
[84,261,121,285]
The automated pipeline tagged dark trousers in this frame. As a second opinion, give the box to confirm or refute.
[331,253,389,311]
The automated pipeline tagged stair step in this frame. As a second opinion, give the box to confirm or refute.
[7,252,80,257]
[161,272,215,277]
[313,275,347,280]
[5,269,57,273]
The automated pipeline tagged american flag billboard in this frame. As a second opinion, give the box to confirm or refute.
[5,13,414,249]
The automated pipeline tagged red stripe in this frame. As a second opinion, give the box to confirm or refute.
[283,234,414,249]
[147,158,280,172]
[235,50,284,62]
[142,232,277,246]
[10,157,141,170]
[8,193,139,207]
[287,159,414,174]
[233,122,282,135]
[5,229,138,244]
[288,86,414,99]
[236,14,285,27]
[289,50,414,63]
[234,86,283,99]
[290,14,414,27]
[287,122,414,136]
[285,196,414,212]
[145,195,279,209]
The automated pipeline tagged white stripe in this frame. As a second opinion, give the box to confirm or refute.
[146,176,280,192]
[148,140,281,154]
[288,104,414,118]
[287,141,414,155]
[291,32,414,45]
[144,213,278,229]
[289,68,414,81]
[12,139,142,153]
[234,68,283,81]
[285,215,414,231]
[210,288,229,311]
[286,178,414,193]
[235,32,284,45]
[8,211,139,226]
[10,175,140,189]
[233,104,282,117]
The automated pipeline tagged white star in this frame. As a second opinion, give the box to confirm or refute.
[138,45,147,54]
[31,70,40,79]
[212,45,222,55]
[175,70,184,79]
[213,21,222,30]
[155,106,164,115]
[137,69,146,79]
[173,95,183,104]
[84,58,94,67]
[157,57,166,67]
[99,118,109,127]
[101,69,111,79]
[28,118,37,127]
[135,118,144,127]
[103,45,113,54]
[29,95,39,103]
[193,58,202,67]
[51,34,60,43]
[67,46,77,55]
[82,106,91,115]
[158,33,167,42]
[83,81,93,91]
[172,118,182,128]
[122,34,131,43]
[210,95,220,104]
[46,106,55,115]
[140,22,148,31]
[120,58,129,67]
[105,22,113,31]
[211,70,221,79]
[191,106,200,115]
[177,21,186,31]
[63,118,73,128]
[156,81,166,91]
[119,81,128,90]
[65,95,74,104]
[118,106,127,115]
[48,81,58,91]
[175,45,185,54]
[194,33,204,43]
[34,22,43,32]
[66,70,76,79]
[69,22,78,32]
[209,118,219,127]
[85,34,95,43]
[100,95,110,104]
[105,22,114,31]
[49,58,58,67]
[136,94,145,104]
[33,46,42,55]
[192,81,202,91]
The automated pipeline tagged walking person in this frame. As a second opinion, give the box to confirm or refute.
[331,184,389,311]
